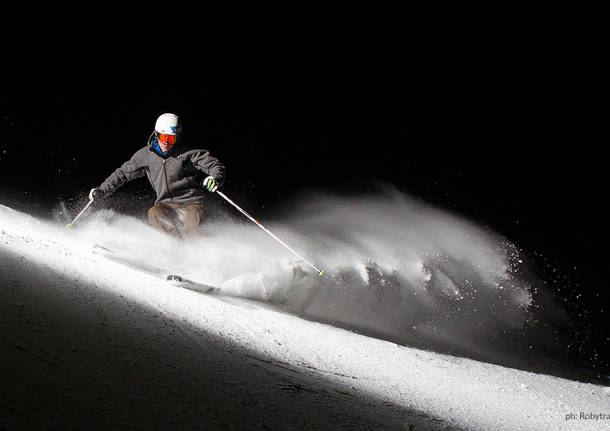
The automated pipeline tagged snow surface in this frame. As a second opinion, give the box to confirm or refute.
[1,201,609,430]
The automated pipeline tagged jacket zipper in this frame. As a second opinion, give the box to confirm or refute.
[162,158,173,203]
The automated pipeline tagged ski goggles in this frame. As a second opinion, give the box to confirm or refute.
[156,132,177,146]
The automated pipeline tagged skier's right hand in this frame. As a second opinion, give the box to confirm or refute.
[89,188,104,201]
[203,176,218,193]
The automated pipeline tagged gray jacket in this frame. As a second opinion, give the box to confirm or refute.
[99,134,226,204]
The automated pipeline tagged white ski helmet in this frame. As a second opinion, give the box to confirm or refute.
[154,113,182,135]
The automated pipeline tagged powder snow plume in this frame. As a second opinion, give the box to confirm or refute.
[45,184,567,372]
[2,184,570,373]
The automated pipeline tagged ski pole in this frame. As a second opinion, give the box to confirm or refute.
[66,198,94,228]
[216,190,326,277]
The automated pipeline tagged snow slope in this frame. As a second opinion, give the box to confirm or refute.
[1,202,609,430]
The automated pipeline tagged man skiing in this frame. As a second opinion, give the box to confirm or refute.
[89,113,226,238]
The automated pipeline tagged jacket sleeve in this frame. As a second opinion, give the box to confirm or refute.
[99,151,147,196]
[190,150,227,187]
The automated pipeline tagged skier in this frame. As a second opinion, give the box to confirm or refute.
[89,113,226,238]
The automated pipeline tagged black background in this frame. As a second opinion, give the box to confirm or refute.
[1,28,606,370]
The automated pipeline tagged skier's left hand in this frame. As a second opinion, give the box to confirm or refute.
[89,188,104,201]
[203,176,218,193]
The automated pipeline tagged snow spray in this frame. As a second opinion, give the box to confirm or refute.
[21,184,581,374]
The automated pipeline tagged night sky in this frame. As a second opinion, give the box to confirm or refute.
[1,42,606,356]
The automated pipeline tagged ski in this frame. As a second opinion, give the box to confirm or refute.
[164,273,220,294]
[92,245,221,295]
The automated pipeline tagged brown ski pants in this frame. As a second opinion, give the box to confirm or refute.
[147,201,205,238]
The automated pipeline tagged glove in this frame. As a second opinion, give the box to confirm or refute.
[203,176,218,193]
[89,188,104,201]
